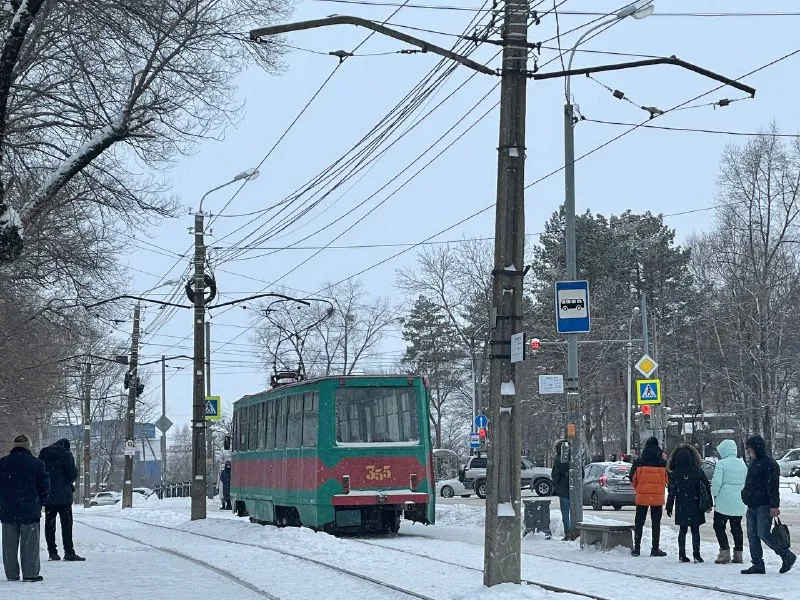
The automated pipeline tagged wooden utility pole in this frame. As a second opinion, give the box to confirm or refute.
[122,304,140,509]
[483,0,528,586]
[82,362,92,508]
[191,211,207,520]
[161,355,167,483]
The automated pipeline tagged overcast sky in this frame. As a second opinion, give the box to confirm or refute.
[115,0,800,432]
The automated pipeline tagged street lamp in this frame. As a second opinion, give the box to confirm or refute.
[562,0,653,543]
[626,306,641,455]
[191,169,259,521]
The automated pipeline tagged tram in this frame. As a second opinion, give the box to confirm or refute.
[230,374,436,534]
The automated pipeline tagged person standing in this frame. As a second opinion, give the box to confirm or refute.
[38,438,85,562]
[550,440,572,541]
[740,435,796,574]
[666,444,712,563]
[710,439,747,564]
[219,461,232,510]
[0,434,50,582]
[630,437,668,557]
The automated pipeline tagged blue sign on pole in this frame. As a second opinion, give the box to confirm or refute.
[475,414,488,429]
[469,433,481,449]
[555,280,591,334]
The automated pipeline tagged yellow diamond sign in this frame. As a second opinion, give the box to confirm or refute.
[635,354,658,378]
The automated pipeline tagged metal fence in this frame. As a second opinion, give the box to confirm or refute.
[153,482,193,499]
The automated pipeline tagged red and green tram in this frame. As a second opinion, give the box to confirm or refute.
[230,375,436,534]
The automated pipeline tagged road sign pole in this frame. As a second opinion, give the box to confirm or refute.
[626,342,632,456]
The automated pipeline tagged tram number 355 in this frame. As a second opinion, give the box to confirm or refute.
[365,465,392,482]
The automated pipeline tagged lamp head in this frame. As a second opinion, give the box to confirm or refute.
[616,1,654,20]
[234,168,259,182]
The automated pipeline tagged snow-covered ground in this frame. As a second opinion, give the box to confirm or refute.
[1,494,797,599]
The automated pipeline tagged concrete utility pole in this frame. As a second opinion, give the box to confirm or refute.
[161,355,167,484]
[122,304,140,509]
[82,362,92,508]
[483,0,527,586]
[191,209,207,521]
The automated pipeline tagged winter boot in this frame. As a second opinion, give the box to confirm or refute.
[715,549,731,564]
[694,554,704,564]
[741,564,766,575]
[650,548,667,557]
[679,555,691,563]
[63,551,85,562]
[631,546,640,557]
[48,551,61,561]
[779,552,797,574]
[732,550,744,564]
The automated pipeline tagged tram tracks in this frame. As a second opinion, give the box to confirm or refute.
[352,536,786,600]
[77,516,435,600]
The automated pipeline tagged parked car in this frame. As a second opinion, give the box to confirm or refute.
[90,491,121,506]
[777,448,800,477]
[458,455,554,499]
[700,457,717,481]
[436,478,471,498]
[582,462,635,511]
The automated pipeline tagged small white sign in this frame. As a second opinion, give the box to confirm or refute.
[538,374,564,394]
[510,332,526,363]
[123,440,135,457]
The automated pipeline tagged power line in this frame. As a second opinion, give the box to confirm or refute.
[582,118,800,138]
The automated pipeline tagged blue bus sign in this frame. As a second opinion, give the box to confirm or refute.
[469,433,481,449]
[555,280,591,334]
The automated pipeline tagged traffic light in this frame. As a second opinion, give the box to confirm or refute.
[529,338,540,352]
[641,404,652,428]
[641,405,651,416]
[478,427,487,439]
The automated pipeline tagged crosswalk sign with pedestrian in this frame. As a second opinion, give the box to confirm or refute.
[636,379,661,405]
[205,396,222,420]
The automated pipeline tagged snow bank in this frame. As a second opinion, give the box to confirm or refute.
[437,503,486,527]
[579,514,631,527]
[454,583,584,600]
[781,487,800,507]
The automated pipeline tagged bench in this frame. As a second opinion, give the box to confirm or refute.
[574,522,635,551]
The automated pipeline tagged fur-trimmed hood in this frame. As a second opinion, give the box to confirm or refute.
[667,443,702,471]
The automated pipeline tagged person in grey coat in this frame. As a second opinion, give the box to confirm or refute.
[0,434,50,582]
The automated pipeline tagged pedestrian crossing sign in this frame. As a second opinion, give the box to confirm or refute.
[636,379,661,405]
[205,396,221,420]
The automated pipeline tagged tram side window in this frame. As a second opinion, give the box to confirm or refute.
[302,393,318,448]
[266,401,276,450]
[232,410,238,451]
[257,402,266,449]
[275,397,288,449]
[335,387,420,444]
[287,395,303,448]
[238,409,246,450]
[249,405,259,450]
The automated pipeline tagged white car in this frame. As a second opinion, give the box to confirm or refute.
[436,478,471,498]
[90,491,121,506]
[778,448,800,477]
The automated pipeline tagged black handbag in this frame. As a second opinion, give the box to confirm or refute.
[772,518,791,550]
[698,479,712,513]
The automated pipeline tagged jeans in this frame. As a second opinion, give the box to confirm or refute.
[746,505,794,566]
[2,522,41,580]
[559,496,570,533]
[634,505,663,549]
[44,504,74,554]
[679,524,701,557]
[713,511,744,551]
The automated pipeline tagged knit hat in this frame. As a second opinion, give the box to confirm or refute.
[645,436,659,447]
[12,434,31,450]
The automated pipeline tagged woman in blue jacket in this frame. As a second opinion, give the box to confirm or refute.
[711,439,747,564]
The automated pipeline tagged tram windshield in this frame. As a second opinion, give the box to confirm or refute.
[335,386,420,445]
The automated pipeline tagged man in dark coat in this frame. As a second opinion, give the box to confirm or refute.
[740,435,796,574]
[666,443,712,563]
[0,434,50,582]
[220,461,232,510]
[38,438,85,561]
[551,440,572,540]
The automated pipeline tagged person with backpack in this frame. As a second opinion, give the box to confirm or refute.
[630,437,668,557]
[710,439,747,564]
[666,443,712,563]
[740,435,797,574]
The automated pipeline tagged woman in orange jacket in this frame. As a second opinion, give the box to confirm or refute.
[630,437,668,557]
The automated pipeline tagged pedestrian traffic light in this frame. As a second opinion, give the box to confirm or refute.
[641,405,651,416]
[529,338,541,352]
[478,427,487,439]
